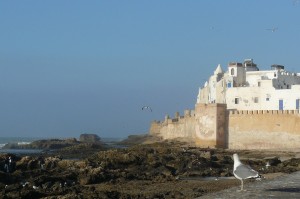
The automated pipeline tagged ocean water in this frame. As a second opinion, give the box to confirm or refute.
[0,137,46,155]
[0,137,43,149]
[0,137,123,154]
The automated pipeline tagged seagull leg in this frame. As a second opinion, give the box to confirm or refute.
[241,179,244,191]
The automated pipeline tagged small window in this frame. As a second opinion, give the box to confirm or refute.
[231,68,235,76]
[287,85,289,89]
[274,73,277,77]
[258,82,261,87]
[235,98,239,104]
[254,97,259,103]
[266,98,270,101]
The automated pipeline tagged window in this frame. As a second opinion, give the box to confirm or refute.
[274,73,277,77]
[279,100,283,110]
[258,82,261,87]
[254,97,259,103]
[235,98,239,104]
[231,68,235,76]
[266,94,270,101]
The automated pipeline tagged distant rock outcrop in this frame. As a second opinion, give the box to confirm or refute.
[118,134,163,146]
[2,138,79,150]
[79,134,101,143]
[2,134,103,151]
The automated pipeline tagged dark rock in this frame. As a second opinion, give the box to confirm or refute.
[79,134,101,143]
[266,157,281,166]
[2,141,300,199]
[117,134,162,146]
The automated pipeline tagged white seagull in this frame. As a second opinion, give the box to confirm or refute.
[142,106,152,112]
[233,153,260,191]
[21,181,30,187]
[32,185,39,190]
[266,161,271,169]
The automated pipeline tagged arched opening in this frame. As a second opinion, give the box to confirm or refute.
[231,68,235,76]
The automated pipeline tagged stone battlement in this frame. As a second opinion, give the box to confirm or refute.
[229,109,300,115]
[152,109,195,125]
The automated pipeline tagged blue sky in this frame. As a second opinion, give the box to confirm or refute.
[1,1,300,138]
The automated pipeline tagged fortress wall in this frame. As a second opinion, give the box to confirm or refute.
[194,103,227,147]
[228,110,300,149]
[149,103,300,150]
[149,114,197,141]
[216,104,228,148]
[159,117,196,139]
[150,104,227,148]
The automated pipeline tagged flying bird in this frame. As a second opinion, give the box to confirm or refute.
[266,27,278,32]
[233,153,260,191]
[142,106,152,112]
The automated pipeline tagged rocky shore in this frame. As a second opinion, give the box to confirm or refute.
[1,137,300,199]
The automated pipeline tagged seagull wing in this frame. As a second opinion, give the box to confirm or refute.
[233,163,259,179]
[142,106,152,111]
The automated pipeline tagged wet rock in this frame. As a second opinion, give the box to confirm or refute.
[265,157,281,166]
[2,142,300,199]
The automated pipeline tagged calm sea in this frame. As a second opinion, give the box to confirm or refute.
[0,137,123,154]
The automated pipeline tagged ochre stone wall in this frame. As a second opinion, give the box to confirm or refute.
[149,103,300,150]
[150,103,227,148]
[194,103,227,148]
[228,110,300,149]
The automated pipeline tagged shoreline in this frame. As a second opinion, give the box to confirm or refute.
[1,140,300,198]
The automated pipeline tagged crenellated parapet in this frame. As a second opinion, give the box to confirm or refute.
[150,109,195,127]
[229,109,300,115]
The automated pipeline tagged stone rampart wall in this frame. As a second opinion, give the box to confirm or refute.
[150,104,227,148]
[150,103,300,150]
[228,109,300,149]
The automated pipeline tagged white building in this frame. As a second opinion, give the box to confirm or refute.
[197,59,300,110]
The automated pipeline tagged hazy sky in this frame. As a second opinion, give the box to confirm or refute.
[1,1,300,138]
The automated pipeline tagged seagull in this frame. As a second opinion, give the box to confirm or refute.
[21,181,30,187]
[266,161,271,169]
[142,106,152,112]
[32,185,39,190]
[233,153,260,191]
[266,27,278,32]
